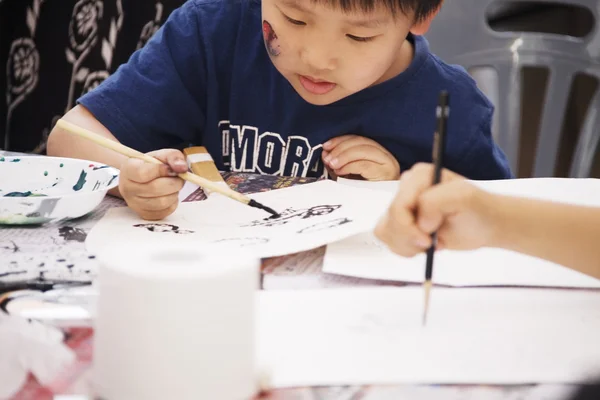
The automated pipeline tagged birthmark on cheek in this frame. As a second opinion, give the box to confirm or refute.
[263,20,281,57]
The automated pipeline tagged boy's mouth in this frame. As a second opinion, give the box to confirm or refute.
[298,75,336,95]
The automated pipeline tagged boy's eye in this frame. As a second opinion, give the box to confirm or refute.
[283,14,306,26]
[347,34,376,43]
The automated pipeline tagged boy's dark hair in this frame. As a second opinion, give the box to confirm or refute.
[311,0,443,22]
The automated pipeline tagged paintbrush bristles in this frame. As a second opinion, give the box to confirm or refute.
[422,280,432,326]
[56,119,278,215]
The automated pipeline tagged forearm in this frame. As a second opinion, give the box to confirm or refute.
[489,195,600,279]
[47,105,126,197]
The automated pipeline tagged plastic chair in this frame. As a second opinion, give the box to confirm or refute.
[426,0,600,177]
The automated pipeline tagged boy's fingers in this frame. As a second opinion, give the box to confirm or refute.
[126,176,185,198]
[122,158,167,183]
[335,160,395,181]
[323,134,358,151]
[334,160,370,177]
[327,145,388,170]
[147,149,188,174]
[135,203,179,221]
[325,137,378,163]
[134,193,180,212]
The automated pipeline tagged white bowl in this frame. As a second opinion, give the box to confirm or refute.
[0,156,119,225]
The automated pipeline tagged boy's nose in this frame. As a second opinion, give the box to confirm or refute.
[300,45,337,72]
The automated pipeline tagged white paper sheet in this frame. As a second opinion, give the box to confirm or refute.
[178,181,200,202]
[257,287,600,387]
[86,180,394,258]
[324,232,600,288]
[338,176,600,207]
[324,178,600,288]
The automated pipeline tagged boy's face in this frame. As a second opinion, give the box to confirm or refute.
[261,0,435,106]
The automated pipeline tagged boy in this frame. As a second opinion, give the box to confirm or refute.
[47,0,512,220]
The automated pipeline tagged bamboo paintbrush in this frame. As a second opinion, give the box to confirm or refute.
[55,119,280,217]
[422,90,449,326]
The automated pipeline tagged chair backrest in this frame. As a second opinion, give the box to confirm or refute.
[426,0,600,177]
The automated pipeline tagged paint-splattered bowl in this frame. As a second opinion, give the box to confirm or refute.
[0,156,119,225]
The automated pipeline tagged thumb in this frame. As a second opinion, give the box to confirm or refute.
[416,180,477,233]
[147,149,188,174]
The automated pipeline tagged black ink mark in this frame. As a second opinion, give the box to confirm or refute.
[213,237,270,247]
[243,205,342,227]
[133,223,195,235]
[0,241,20,253]
[0,271,27,278]
[297,217,352,234]
[107,175,118,186]
[58,226,87,242]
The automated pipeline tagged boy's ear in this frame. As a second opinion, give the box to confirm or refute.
[409,2,443,36]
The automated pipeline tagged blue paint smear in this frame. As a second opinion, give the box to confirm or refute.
[92,165,110,170]
[10,158,20,162]
[73,170,87,191]
[0,157,4,162]
[4,191,47,197]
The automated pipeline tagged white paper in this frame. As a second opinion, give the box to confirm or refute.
[472,178,600,207]
[335,177,400,192]
[324,233,600,288]
[257,287,600,387]
[86,180,394,258]
[178,180,200,202]
[338,176,600,206]
[324,178,600,288]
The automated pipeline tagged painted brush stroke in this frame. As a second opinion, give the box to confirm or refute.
[3,191,47,197]
[72,170,87,191]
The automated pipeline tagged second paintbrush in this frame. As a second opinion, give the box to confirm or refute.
[55,119,280,217]
[422,90,449,326]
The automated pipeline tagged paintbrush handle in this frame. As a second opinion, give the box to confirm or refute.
[55,119,250,205]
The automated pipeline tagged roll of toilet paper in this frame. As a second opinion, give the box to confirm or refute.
[93,244,260,400]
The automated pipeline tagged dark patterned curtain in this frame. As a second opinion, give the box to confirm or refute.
[0,0,186,153]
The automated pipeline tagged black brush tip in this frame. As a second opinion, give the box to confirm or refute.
[248,199,280,218]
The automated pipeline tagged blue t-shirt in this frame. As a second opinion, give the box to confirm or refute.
[78,0,512,180]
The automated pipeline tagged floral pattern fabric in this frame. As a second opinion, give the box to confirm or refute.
[0,0,185,153]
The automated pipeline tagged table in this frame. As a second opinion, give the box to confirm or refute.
[0,151,582,400]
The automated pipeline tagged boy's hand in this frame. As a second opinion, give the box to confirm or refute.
[322,135,400,181]
[374,163,498,257]
[118,149,188,221]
